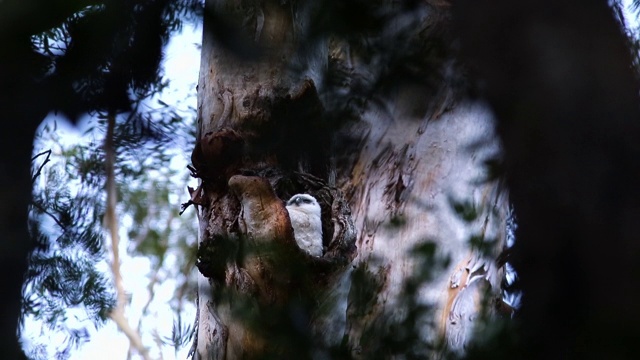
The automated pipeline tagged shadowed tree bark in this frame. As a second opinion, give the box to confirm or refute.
[453,0,640,358]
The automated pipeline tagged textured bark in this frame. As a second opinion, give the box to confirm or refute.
[193,1,341,359]
[339,99,506,357]
[193,1,508,358]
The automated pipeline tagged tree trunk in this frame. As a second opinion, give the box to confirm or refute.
[192,1,508,358]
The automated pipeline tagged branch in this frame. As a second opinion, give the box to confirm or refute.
[135,263,162,356]
[31,149,51,184]
[110,310,151,360]
[30,200,66,231]
[136,185,171,328]
[104,113,151,360]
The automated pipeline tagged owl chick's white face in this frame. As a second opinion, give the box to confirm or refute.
[286,194,321,215]
[286,194,323,257]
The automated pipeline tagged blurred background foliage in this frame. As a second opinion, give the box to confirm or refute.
[26,105,199,358]
[21,0,202,357]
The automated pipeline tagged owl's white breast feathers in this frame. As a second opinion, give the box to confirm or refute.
[286,194,323,257]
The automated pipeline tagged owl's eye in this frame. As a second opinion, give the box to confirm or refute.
[302,198,312,204]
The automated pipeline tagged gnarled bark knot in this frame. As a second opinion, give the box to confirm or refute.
[181,128,244,214]
[197,173,356,300]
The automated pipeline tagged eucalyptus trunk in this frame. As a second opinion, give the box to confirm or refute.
[191,1,508,359]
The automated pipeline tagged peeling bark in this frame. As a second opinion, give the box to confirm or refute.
[341,100,507,357]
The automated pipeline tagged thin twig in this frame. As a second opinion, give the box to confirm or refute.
[30,201,66,231]
[31,149,52,161]
[31,149,52,184]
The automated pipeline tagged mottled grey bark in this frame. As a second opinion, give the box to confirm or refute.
[193,1,508,358]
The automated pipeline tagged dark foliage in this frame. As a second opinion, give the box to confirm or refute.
[201,240,452,360]
[27,0,201,118]
[453,0,640,358]
[26,148,113,357]
[1,1,200,357]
